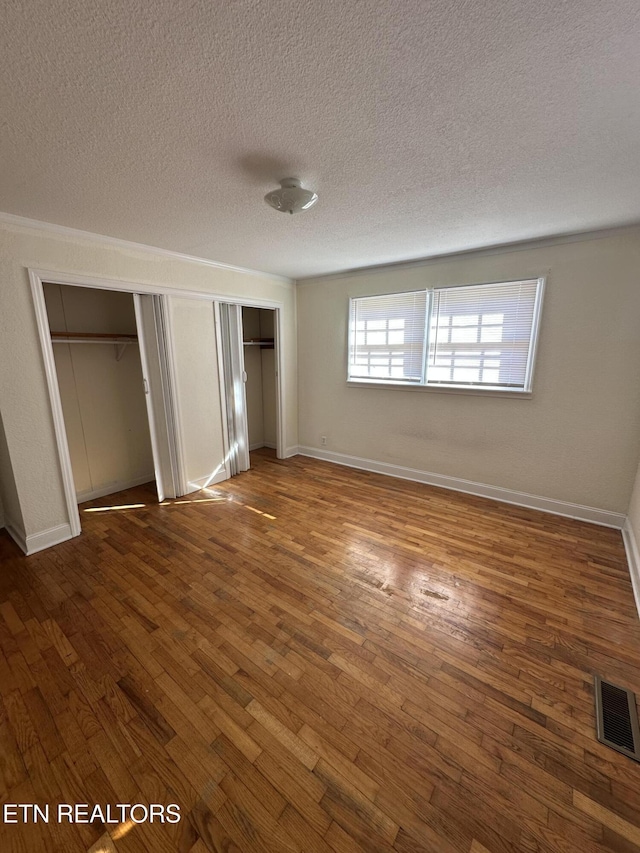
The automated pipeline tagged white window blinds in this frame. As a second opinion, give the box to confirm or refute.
[349,290,427,383]
[348,278,543,392]
[428,279,540,389]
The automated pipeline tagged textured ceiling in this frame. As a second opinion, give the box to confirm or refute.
[1,0,639,279]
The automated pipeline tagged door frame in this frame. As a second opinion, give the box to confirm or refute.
[29,268,287,539]
[214,301,285,475]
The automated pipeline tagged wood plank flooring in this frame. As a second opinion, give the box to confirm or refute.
[2,449,640,852]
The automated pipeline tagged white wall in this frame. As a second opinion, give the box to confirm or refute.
[297,229,640,515]
[0,218,297,545]
[169,297,227,490]
[44,284,154,501]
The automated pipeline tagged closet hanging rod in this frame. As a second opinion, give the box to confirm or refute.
[50,332,138,361]
[50,332,138,342]
[243,337,275,349]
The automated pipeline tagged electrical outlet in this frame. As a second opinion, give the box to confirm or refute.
[321,436,327,446]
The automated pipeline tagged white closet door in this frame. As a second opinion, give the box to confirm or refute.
[133,294,178,502]
[168,297,229,492]
[218,303,250,476]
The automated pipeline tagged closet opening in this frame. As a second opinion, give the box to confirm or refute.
[242,307,277,457]
[216,303,282,478]
[42,283,174,518]
[31,268,288,546]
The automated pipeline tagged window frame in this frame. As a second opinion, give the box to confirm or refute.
[347,276,545,395]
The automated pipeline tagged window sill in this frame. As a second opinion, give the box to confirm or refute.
[346,380,533,399]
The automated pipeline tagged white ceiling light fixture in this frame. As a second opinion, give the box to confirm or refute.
[264,178,318,214]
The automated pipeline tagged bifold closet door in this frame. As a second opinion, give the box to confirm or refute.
[133,294,179,502]
[168,297,228,492]
[218,303,250,476]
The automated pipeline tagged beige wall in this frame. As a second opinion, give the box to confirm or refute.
[297,230,640,513]
[0,219,297,542]
[44,284,154,501]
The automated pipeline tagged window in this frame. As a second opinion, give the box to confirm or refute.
[348,278,544,392]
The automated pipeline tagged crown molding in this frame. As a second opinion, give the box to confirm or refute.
[296,222,640,284]
[0,211,293,285]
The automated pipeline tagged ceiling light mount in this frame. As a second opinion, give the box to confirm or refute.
[264,178,318,215]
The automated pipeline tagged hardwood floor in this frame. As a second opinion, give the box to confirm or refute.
[2,449,640,852]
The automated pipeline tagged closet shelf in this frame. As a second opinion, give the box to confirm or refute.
[51,331,138,361]
[243,337,274,349]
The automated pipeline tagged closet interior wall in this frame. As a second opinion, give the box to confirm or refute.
[43,284,155,502]
[242,307,277,451]
[0,411,21,532]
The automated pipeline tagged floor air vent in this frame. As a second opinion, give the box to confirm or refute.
[594,675,640,761]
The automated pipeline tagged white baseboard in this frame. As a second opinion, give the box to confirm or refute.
[77,473,155,504]
[26,523,74,555]
[283,445,300,458]
[297,446,625,529]
[622,519,640,619]
[249,442,265,451]
[4,519,73,556]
